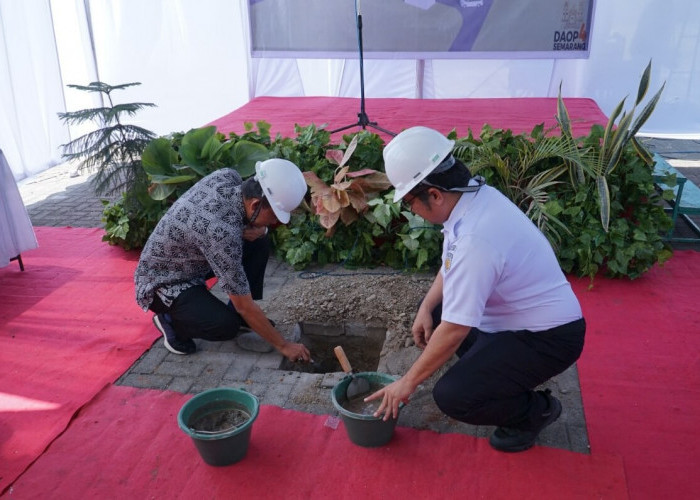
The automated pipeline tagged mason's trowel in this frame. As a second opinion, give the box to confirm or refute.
[334,345,371,400]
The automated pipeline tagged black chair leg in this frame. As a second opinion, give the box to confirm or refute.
[10,254,24,271]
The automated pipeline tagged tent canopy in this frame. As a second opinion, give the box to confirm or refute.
[2,0,699,180]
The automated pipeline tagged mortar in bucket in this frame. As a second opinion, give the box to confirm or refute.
[331,371,401,447]
[178,387,259,466]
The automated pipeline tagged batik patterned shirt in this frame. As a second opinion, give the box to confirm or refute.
[134,168,250,311]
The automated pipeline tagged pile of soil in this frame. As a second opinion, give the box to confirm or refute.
[266,269,434,353]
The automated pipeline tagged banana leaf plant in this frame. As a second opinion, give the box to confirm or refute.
[141,125,269,200]
[557,60,665,231]
[303,134,392,236]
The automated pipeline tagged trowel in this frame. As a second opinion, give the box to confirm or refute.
[334,345,371,400]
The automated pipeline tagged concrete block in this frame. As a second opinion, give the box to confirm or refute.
[255,352,284,369]
[566,424,591,454]
[344,323,386,342]
[302,322,344,337]
[246,367,287,384]
[119,373,172,390]
[156,360,205,377]
[130,348,168,373]
[261,383,293,407]
[222,354,259,381]
[167,377,193,394]
[321,372,345,389]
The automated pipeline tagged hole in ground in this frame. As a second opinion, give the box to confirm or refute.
[279,322,386,374]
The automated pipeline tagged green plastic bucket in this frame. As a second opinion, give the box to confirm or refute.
[178,387,259,466]
[331,372,400,447]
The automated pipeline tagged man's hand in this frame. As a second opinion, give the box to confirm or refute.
[411,308,434,349]
[243,226,267,242]
[279,342,311,363]
[364,377,415,421]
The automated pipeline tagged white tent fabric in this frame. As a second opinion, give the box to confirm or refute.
[1,0,699,180]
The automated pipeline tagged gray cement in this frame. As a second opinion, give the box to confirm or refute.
[15,139,699,454]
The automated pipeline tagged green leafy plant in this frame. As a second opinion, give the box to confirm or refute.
[556,60,665,232]
[101,66,672,280]
[303,135,392,236]
[58,81,156,197]
[141,125,269,200]
[101,193,168,250]
[454,124,587,248]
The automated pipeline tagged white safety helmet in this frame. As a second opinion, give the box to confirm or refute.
[383,126,455,202]
[254,159,307,224]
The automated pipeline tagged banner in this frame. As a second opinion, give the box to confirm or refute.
[248,0,595,59]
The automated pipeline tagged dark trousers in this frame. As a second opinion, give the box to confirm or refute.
[149,235,271,341]
[428,303,585,430]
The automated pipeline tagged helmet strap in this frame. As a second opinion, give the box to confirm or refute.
[247,198,264,225]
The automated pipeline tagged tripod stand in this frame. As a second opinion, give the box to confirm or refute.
[330,0,396,136]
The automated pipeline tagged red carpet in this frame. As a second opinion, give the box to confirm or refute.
[8,385,627,500]
[570,252,700,500]
[0,227,157,493]
[208,96,607,141]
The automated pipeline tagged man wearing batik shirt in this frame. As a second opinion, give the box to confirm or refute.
[135,159,311,362]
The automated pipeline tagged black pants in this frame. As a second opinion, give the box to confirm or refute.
[428,303,585,431]
[149,235,271,341]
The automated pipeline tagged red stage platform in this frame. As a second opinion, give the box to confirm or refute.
[208,96,608,141]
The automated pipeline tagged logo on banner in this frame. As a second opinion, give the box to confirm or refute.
[554,1,588,51]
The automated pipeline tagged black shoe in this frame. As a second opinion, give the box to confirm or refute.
[489,390,562,452]
[152,314,196,355]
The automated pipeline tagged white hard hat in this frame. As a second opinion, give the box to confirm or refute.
[383,126,455,202]
[254,159,307,224]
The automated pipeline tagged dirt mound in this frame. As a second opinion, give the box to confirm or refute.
[266,269,434,352]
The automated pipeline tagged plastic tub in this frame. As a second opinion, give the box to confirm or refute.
[178,387,259,466]
[331,372,400,447]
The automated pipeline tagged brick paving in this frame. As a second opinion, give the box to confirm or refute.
[15,140,699,453]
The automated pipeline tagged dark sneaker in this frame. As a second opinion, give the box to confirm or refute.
[152,314,196,355]
[489,390,562,452]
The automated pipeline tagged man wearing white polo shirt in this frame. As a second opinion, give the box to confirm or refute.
[366,126,585,452]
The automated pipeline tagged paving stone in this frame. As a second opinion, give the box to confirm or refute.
[566,424,592,454]
[129,347,168,374]
[120,373,173,390]
[260,382,293,407]
[167,377,193,394]
[246,367,286,384]
[156,360,206,377]
[255,352,284,369]
[222,354,259,381]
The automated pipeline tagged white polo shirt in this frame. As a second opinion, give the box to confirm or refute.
[440,185,582,333]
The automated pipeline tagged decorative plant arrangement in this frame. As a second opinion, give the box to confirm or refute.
[70,63,674,280]
[303,135,392,236]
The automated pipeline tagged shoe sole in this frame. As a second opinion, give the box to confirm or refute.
[152,315,189,355]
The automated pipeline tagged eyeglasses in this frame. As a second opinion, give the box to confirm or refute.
[401,186,429,211]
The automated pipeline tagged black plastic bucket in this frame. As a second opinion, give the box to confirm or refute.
[177,387,259,466]
[331,372,400,447]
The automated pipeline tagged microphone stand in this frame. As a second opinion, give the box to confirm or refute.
[330,0,396,136]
